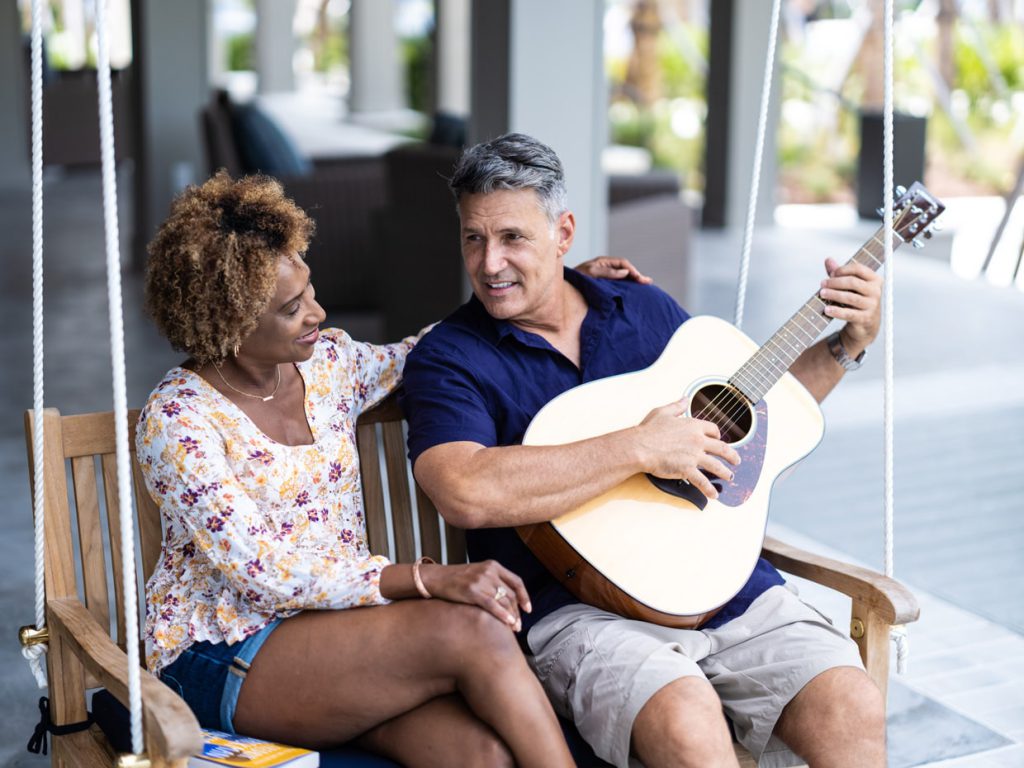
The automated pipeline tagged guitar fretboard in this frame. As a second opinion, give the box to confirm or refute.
[728,227,899,404]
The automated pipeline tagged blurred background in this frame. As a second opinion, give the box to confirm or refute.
[1,1,1022,766]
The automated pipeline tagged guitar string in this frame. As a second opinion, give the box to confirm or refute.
[685,205,922,448]
[702,203,915,428]
[693,290,848,440]
[693,257,871,430]
[690,260,888,436]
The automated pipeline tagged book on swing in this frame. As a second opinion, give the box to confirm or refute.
[189,729,320,768]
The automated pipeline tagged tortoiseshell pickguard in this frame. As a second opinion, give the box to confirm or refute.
[716,399,768,506]
[645,399,767,508]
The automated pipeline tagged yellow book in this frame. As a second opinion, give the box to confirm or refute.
[189,729,319,768]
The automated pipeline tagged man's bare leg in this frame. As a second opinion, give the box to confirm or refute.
[631,676,740,768]
[774,666,886,768]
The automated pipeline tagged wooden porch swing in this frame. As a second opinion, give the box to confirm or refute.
[19,0,921,765]
[23,396,919,767]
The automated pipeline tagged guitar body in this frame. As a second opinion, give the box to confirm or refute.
[517,315,825,627]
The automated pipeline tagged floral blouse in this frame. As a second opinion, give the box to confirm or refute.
[136,328,419,674]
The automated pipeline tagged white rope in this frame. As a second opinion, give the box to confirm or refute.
[25,0,49,691]
[94,0,144,752]
[733,0,783,329]
[881,0,908,674]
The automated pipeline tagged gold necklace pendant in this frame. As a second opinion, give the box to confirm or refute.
[215,362,283,402]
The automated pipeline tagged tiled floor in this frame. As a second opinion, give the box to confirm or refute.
[0,169,1020,766]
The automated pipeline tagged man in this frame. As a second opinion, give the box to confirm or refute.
[401,133,885,768]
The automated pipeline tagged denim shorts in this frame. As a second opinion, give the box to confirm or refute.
[160,619,282,734]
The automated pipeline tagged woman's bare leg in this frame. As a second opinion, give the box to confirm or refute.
[354,694,513,768]
[234,600,574,768]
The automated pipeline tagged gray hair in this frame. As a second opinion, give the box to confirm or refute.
[448,133,569,223]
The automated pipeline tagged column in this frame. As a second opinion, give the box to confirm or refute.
[704,0,781,229]
[435,0,470,117]
[470,0,607,264]
[348,0,405,115]
[255,0,297,94]
[130,0,209,263]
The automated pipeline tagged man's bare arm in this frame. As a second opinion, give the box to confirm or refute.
[413,400,740,529]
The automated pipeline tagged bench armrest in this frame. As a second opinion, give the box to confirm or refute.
[761,536,920,625]
[48,597,203,762]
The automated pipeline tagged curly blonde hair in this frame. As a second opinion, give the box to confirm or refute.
[145,171,314,365]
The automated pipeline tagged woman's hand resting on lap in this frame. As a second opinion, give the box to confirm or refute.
[420,560,530,632]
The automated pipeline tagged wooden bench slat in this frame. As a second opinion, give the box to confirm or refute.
[445,521,468,565]
[61,410,142,459]
[101,452,128,648]
[358,396,404,424]
[357,422,390,558]
[415,485,443,562]
[70,456,111,635]
[382,421,416,563]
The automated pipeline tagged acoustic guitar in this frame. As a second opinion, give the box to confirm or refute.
[517,182,944,628]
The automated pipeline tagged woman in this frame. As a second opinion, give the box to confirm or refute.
[138,171,646,767]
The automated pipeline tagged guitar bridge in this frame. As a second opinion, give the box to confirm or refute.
[645,474,711,509]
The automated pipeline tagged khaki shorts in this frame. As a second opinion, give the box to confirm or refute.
[526,584,864,768]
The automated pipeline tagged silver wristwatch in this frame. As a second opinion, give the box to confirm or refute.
[826,331,865,371]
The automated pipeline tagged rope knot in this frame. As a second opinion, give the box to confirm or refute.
[22,644,48,688]
[891,624,909,674]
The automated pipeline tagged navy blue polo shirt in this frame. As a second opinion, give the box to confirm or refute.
[401,268,783,642]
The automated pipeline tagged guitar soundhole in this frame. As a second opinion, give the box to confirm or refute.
[690,383,754,445]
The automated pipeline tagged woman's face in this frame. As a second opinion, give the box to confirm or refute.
[238,253,326,364]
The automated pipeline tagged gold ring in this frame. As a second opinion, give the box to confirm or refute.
[494,585,508,601]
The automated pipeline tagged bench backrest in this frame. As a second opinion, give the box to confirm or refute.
[353,395,467,563]
[25,394,463,658]
[27,407,158,653]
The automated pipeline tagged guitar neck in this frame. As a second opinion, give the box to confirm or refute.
[729,225,900,404]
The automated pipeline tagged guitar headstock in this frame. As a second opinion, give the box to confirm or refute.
[891,182,945,248]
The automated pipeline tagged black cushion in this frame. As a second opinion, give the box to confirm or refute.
[231,101,313,178]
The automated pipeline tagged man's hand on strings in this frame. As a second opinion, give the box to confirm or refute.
[819,258,882,353]
[632,398,741,500]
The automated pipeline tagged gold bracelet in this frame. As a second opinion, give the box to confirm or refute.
[412,556,435,599]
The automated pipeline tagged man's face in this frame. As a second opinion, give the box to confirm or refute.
[458,188,575,327]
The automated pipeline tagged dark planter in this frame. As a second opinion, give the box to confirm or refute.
[856,111,927,219]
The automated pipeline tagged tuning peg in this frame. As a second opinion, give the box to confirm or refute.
[930,219,944,232]
[923,229,934,239]
[911,206,923,215]
[895,185,907,197]
[912,238,925,248]
[876,207,885,216]
[908,222,920,234]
